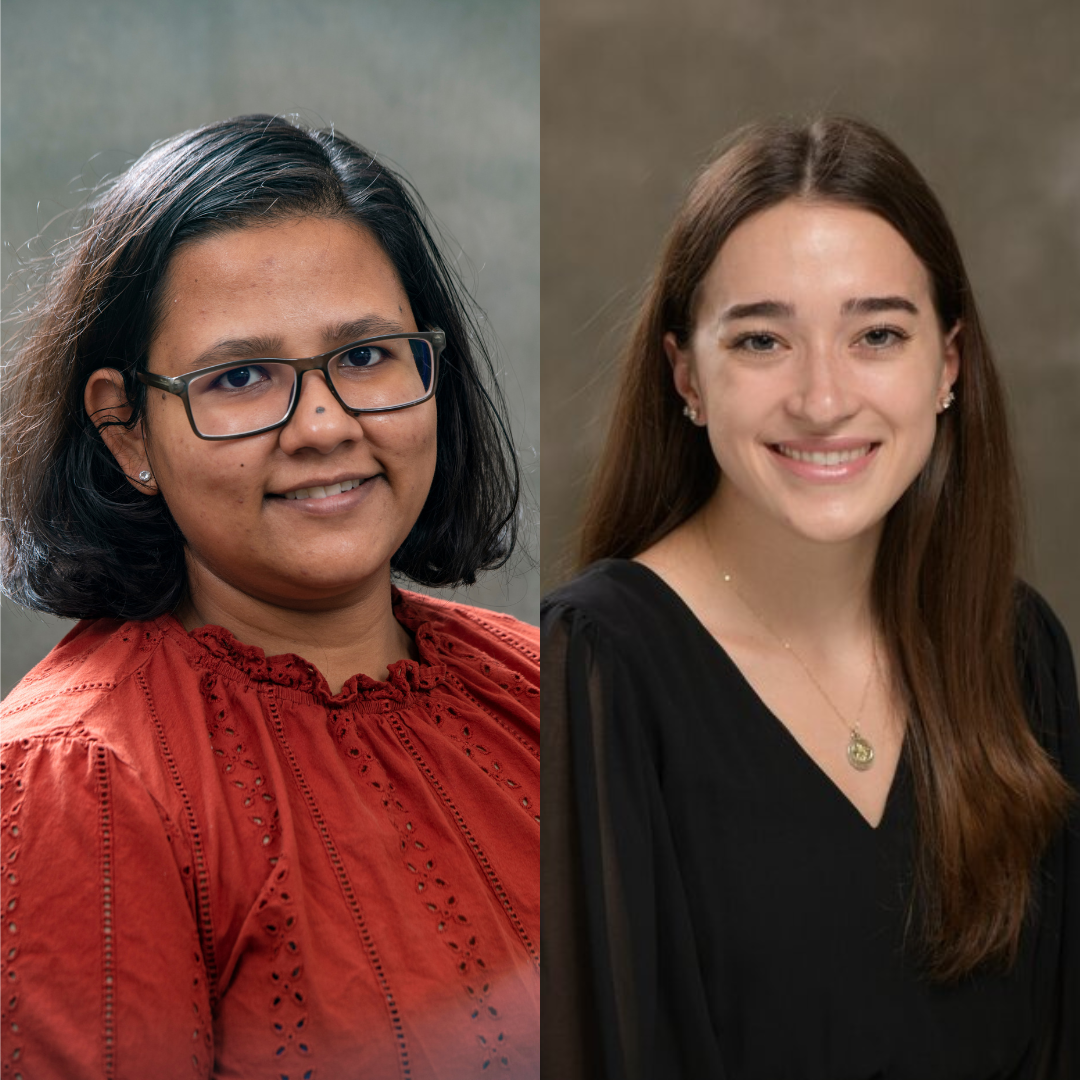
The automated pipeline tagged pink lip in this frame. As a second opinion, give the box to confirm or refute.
[768,441,880,483]
[268,475,382,515]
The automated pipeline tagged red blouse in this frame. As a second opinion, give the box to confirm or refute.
[0,590,539,1079]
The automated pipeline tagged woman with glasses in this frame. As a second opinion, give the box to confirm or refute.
[1,116,538,1078]
[542,117,1078,1079]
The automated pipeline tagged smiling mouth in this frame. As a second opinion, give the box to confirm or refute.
[772,444,876,466]
[278,477,371,501]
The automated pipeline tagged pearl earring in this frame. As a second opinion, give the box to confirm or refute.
[682,403,699,423]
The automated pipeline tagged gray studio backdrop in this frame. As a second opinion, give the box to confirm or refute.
[542,0,1080,647]
[1,0,539,697]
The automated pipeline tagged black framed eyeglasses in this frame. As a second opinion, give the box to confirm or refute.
[137,330,444,440]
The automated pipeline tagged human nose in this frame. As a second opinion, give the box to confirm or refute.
[276,369,366,454]
[785,341,856,427]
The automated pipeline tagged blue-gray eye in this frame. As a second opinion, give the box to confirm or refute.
[862,327,906,348]
[733,333,778,352]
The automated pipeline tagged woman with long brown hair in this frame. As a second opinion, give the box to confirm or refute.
[542,116,1078,1079]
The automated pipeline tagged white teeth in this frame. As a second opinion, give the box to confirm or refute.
[777,445,871,465]
[283,478,363,500]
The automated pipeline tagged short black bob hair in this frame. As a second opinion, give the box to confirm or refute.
[2,114,521,620]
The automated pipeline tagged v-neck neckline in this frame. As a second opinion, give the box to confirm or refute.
[618,559,907,833]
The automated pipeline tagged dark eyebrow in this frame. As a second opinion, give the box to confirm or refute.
[717,296,919,326]
[323,315,410,344]
[181,315,410,372]
[720,300,795,322]
[840,295,919,316]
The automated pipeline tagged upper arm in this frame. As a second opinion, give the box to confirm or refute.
[2,737,213,1079]
[541,603,658,1080]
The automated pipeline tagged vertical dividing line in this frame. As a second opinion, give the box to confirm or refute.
[94,746,117,1079]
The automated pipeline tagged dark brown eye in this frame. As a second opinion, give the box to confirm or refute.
[206,364,272,391]
[341,345,387,368]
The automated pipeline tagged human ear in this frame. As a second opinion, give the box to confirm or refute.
[663,331,704,424]
[83,368,157,493]
[941,321,962,394]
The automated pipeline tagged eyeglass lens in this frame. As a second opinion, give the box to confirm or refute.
[185,337,435,437]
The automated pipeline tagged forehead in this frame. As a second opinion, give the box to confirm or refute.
[162,215,404,301]
[151,215,414,360]
[697,200,934,318]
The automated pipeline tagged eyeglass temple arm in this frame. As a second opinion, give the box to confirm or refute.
[137,371,187,393]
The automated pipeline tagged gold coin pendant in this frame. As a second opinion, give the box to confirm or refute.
[847,732,875,771]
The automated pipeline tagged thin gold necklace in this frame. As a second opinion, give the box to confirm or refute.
[718,569,880,772]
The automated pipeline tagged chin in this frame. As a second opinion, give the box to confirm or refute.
[243,563,391,604]
[792,520,884,547]
[774,503,887,547]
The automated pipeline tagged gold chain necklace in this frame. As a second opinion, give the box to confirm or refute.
[719,570,879,772]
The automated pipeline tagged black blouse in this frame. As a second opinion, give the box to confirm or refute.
[541,559,1079,1080]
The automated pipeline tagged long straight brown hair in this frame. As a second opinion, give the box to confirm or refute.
[580,116,1073,981]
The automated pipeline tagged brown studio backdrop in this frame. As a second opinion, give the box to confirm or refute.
[541,0,1080,651]
[1,0,539,698]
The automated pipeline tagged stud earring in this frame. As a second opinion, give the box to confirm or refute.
[939,391,956,412]
[682,403,699,423]
[138,470,153,483]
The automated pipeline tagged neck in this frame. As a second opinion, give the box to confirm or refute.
[176,556,417,694]
[702,484,881,644]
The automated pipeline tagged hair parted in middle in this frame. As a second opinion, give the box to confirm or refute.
[2,114,521,622]
[580,115,1073,981]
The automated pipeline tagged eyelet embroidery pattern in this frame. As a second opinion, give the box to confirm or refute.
[332,715,513,1075]
[409,614,541,827]
[93,747,118,1078]
[452,609,540,667]
[1,738,212,1078]
[1,750,27,1080]
[201,674,281,862]
[200,674,316,1076]
[439,646,539,759]
[137,671,220,1008]
[180,599,536,1074]
[432,702,541,830]
[264,690,411,1079]
[383,715,538,970]
[156,816,212,1075]
[1,682,117,719]
[256,862,312,1080]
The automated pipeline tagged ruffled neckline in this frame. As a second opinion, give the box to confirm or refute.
[166,588,449,705]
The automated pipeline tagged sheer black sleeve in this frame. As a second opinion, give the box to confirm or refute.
[540,592,726,1080]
